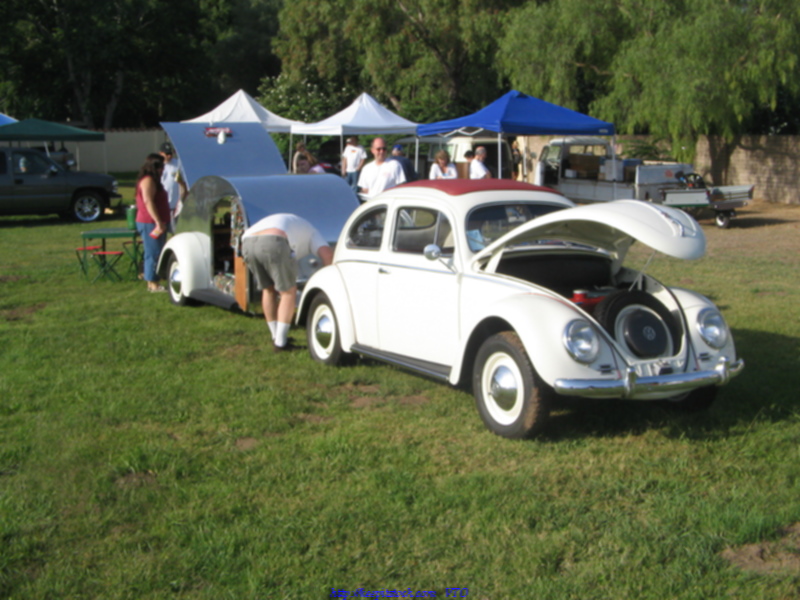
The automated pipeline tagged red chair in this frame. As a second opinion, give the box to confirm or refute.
[75,245,102,278]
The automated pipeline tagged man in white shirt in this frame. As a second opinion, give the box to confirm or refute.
[241,214,333,351]
[341,137,367,192]
[358,137,406,201]
[470,146,491,179]
[159,142,187,229]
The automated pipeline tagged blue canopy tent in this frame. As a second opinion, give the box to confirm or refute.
[417,90,615,178]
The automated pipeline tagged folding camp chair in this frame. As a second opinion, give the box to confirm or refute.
[91,250,125,282]
[75,245,102,279]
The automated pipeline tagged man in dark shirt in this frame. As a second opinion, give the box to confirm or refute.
[389,144,417,182]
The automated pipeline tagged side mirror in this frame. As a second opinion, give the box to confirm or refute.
[423,244,442,261]
[48,165,59,177]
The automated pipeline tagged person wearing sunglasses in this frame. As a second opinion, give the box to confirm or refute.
[357,137,406,201]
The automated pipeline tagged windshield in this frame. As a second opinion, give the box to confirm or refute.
[465,202,568,252]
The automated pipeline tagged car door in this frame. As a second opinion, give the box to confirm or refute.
[376,204,459,366]
[336,204,387,349]
[8,150,70,214]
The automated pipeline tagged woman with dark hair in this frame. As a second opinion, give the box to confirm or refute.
[135,153,170,292]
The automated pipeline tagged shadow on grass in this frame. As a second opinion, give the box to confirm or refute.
[0,216,67,228]
[0,211,125,229]
[696,207,798,230]
[330,327,797,443]
[726,215,797,229]
[538,327,799,443]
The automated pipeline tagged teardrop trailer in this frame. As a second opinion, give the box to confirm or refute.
[157,122,359,312]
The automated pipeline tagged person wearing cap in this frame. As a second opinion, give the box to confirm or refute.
[389,144,417,182]
[159,141,187,230]
[470,146,492,179]
[341,137,367,192]
[358,137,407,201]
[241,213,333,352]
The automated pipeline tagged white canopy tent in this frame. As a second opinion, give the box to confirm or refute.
[290,93,420,172]
[183,89,303,134]
[182,89,303,167]
[291,92,419,136]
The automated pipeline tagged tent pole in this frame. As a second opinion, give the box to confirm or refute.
[497,132,502,179]
[289,132,293,172]
[611,134,618,198]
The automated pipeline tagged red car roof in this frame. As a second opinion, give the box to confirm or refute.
[397,179,562,196]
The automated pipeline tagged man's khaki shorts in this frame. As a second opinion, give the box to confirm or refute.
[242,235,297,292]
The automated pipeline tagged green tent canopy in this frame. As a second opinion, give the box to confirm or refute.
[0,118,104,141]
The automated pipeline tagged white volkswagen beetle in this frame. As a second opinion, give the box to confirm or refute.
[297,180,744,439]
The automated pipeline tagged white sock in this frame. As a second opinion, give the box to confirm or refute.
[275,322,291,347]
[267,321,277,340]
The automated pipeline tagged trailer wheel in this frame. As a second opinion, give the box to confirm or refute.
[715,211,732,229]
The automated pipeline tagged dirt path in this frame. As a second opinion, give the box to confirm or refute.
[698,200,800,257]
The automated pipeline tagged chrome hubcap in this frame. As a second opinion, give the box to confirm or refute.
[482,352,524,425]
[490,365,519,411]
[314,312,333,351]
[170,265,182,296]
[76,198,99,220]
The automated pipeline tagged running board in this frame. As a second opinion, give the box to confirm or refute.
[351,344,451,381]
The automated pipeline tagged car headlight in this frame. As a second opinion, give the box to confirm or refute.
[696,308,728,349]
[564,319,600,364]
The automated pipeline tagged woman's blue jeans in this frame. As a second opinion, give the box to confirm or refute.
[136,222,167,282]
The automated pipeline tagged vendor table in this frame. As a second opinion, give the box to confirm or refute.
[80,227,141,281]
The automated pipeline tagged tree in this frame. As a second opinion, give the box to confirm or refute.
[500,0,800,161]
[498,0,636,114]
[197,0,283,104]
[257,74,358,155]
[273,0,524,123]
[0,0,284,128]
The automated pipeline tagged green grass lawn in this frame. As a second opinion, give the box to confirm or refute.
[1,203,799,599]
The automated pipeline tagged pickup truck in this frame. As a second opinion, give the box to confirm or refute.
[0,147,121,222]
[533,137,753,228]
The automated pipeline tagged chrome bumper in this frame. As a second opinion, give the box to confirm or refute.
[554,357,744,400]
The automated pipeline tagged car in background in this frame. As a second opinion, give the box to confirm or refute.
[297,179,744,439]
[0,147,121,222]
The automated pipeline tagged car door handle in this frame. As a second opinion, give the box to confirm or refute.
[14,178,23,184]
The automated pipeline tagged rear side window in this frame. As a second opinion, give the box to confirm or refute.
[392,207,453,255]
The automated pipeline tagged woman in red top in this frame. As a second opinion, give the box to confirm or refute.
[135,153,171,292]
